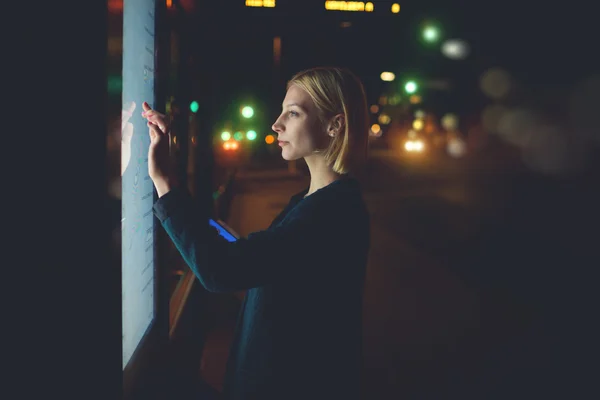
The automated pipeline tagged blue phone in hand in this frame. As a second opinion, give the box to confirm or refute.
[209,219,238,242]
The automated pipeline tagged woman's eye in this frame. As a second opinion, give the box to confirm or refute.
[288,111,299,117]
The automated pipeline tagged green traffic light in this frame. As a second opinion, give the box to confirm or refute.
[241,106,254,118]
[404,81,418,94]
[422,26,440,43]
[233,131,244,141]
[221,131,231,141]
[190,101,199,113]
[246,130,257,140]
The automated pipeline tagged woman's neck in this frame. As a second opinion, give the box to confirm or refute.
[303,154,343,197]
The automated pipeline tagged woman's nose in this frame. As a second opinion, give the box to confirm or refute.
[271,119,283,134]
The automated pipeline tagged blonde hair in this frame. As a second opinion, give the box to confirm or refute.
[287,67,369,174]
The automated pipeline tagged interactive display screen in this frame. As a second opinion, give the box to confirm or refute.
[121,0,156,370]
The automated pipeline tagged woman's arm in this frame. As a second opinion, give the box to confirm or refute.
[153,187,331,293]
[143,101,333,292]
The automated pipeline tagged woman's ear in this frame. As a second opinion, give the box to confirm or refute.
[327,114,345,137]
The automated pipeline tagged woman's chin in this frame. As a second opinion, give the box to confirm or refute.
[280,149,293,161]
[280,146,304,161]
[281,153,301,161]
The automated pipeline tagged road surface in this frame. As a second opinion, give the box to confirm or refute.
[200,144,597,399]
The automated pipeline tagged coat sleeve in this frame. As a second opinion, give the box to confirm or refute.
[153,187,332,293]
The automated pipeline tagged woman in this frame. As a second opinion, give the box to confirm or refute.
[143,66,371,399]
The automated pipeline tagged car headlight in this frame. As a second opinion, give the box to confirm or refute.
[404,140,424,152]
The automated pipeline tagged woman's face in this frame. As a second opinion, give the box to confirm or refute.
[271,84,328,161]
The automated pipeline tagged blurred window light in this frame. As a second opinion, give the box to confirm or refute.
[380,72,396,82]
[370,123,381,135]
[441,39,470,60]
[370,104,379,114]
[414,109,425,119]
[325,1,372,12]
[391,3,400,13]
[246,0,276,7]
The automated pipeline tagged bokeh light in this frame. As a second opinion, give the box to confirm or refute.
[241,106,254,118]
[441,113,459,130]
[378,113,391,125]
[441,39,470,60]
[521,125,571,176]
[370,123,381,136]
[380,72,395,81]
[422,26,439,42]
[497,108,539,148]
[412,119,424,130]
[404,81,417,93]
[409,95,421,104]
[447,137,467,158]
[246,130,257,140]
[480,68,512,100]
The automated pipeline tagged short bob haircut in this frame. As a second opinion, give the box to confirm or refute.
[287,66,369,175]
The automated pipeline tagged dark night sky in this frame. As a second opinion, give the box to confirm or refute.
[183,0,597,125]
